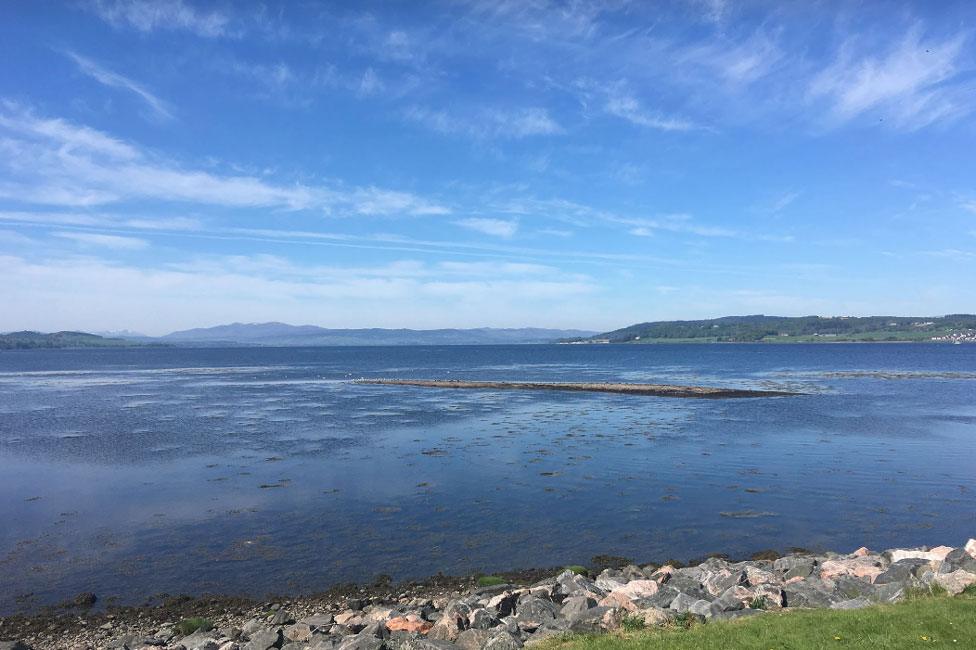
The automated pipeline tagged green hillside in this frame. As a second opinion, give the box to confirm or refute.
[0,331,141,350]
[581,314,976,344]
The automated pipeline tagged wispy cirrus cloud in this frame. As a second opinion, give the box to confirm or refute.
[604,93,699,132]
[65,51,173,121]
[454,218,519,238]
[87,0,232,37]
[405,106,562,139]
[0,104,448,216]
[808,26,969,130]
[54,231,149,250]
[574,79,700,132]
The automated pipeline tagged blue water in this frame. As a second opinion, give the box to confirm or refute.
[1,344,974,613]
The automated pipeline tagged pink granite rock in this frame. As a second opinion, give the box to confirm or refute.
[611,579,659,599]
[386,617,433,634]
[933,570,976,596]
[599,591,638,612]
[819,558,884,582]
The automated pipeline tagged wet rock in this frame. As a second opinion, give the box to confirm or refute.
[70,592,98,607]
[348,599,367,611]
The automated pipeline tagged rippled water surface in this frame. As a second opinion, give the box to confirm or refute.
[1,344,974,613]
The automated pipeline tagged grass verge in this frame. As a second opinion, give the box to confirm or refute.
[543,591,975,649]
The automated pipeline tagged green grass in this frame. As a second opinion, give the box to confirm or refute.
[477,575,506,587]
[543,591,976,649]
[175,617,213,636]
[565,565,589,575]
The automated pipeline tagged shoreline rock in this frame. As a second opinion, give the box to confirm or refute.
[2,538,973,650]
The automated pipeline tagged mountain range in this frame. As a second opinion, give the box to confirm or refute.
[5,315,976,349]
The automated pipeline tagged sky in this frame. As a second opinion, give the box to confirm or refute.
[1,0,975,335]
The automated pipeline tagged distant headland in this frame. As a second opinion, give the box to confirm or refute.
[3,315,975,349]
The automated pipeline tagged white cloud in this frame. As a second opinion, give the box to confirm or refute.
[0,254,596,334]
[604,93,698,132]
[88,0,232,37]
[454,218,519,238]
[0,105,448,216]
[405,106,562,139]
[357,68,385,97]
[809,27,968,129]
[54,231,149,250]
[66,52,173,121]
[576,80,699,132]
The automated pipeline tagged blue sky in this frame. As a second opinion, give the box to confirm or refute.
[1,0,975,334]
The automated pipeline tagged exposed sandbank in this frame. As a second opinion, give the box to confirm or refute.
[354,378,799,398]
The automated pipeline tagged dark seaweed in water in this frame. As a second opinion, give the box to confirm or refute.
[1,343,975,614]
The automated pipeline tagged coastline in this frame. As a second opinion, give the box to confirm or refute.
[3,539,974,650]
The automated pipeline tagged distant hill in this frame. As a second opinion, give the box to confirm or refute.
[575,314,976,344]
[160,322,598,346]
[0,331,142,350]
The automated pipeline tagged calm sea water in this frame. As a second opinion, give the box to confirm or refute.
[1,344,975,613]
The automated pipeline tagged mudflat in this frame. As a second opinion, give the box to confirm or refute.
[355,378,799,398]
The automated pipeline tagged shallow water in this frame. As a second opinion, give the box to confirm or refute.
[0,344,974,613]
